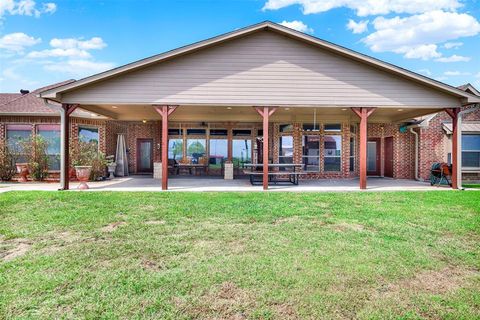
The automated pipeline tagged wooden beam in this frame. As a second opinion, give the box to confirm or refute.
[351,107,376,189]
[254,106,278,190]
[60,104,78,190]
[153,105,178,190]
[445,108,460,189]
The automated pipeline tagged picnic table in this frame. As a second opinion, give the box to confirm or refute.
[177,163,208,175]
[243,163,302,185]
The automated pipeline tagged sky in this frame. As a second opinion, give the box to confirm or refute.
[0,0,480,93]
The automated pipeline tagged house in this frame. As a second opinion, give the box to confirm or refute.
[2,21,479,189]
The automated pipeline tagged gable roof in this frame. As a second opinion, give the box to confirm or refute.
[0,80,76,115]
[457,83,480,97]
[39,21,480,104]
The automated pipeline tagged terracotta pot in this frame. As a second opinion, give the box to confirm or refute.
[16,163,29,183]
[75,166,92,190]
[69,167,77,180]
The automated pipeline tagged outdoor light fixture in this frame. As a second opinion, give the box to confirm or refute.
[226,107,232,110]
[398,109,404,112]
[112,105,118,109]
[142,119,147,123]
[341,108,347,111]
[285,108,290,111]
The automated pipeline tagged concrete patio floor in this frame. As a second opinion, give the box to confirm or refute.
[0,176,456,192]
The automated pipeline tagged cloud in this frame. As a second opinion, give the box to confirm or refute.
[50,37,106,50]
[443,42,463,49]
[435,76,448,81]
[435,55,471,62]
[0,0,57,19]
[279,20,313,33]
[263,0,461,16]
[27,48,91,58]
[27,37,107,58]
[346,19,368,34]
[0,32,41,52]
[417,69,431,76]
[363,11,480,60]
[43,59,115,76]
[444,71,471,76]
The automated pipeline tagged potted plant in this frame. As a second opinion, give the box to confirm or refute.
[105,155,116,179]
[71,141,107,189]
[20,136,49,182]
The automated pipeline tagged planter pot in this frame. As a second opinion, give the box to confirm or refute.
[107,164,117,179]
[75,166,92,190]
[69,167,77,180]
[16,163,29,183]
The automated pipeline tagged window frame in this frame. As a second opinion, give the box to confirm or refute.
[36,124,61,171]
[302,135,320,172]
[461,133,480,169]
[323,134,342,172]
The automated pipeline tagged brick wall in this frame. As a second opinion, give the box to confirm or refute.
[1,115,107,180]
[418,106,480,181]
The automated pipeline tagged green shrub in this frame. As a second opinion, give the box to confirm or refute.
[21,136,49,181]
[0,142,18,181]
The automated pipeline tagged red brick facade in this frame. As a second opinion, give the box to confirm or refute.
[2,108,478,182]
[418,105,480,181]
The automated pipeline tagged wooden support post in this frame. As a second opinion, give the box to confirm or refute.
[60,104,78,190]
[445,108,460,189]
[153,105,178,190]
[254,106,277,190]
[351,107,376,190]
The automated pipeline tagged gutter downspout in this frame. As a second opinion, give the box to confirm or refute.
[409,127,420,181]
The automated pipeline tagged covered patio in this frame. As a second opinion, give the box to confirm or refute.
[38,22,479,191]
[0,176,447,193]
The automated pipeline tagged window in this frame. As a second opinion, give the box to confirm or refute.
[303,123,320,132]
[302,135,320,171]
[6,125,31,163]
[279,136,294,170]
[186,139,206,163]
[324,123,342,132]
[168,128,183,136]
[37,125,60,170]
[324,135,341,171]
[257,129,263,137]
[209,139,228,169]
[168,139,183,160]
[187,128,206,136]
[232,129,251,136]
[232,139,251,166]
[79,127,99,145]
[462,134,480,168]
[279,124,293,133]
[210,129,228,136]
[349,137,355,172]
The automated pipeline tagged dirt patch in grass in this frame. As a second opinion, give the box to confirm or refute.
[1,240,31,262]
[178,281,256,319]
[384,266,478,295]
[271,302,299,319]
[100,222,126,232]
[145,220,166,225]
[141,259,165,271]
[331,222,365,232]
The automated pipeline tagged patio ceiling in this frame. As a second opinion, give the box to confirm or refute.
[80,104,442,123]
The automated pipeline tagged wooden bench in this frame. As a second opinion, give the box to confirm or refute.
[243,170,301,185]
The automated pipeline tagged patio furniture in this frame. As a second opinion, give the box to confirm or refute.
[168,159,179,175]
[430,162,452,186]
[243,163,302,185]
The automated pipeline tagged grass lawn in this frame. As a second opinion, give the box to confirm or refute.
[464,184,480,189]
[1,191,479,319]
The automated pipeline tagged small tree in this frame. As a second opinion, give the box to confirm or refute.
[21,136,50,181]
[0,141,18,181]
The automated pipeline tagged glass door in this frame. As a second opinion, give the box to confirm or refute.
[136,139,153,173]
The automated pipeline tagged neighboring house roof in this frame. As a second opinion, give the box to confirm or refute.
[443,122,480,134]
[39,21,480,105]
[457,83,480,97]
[0,80,76,115]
